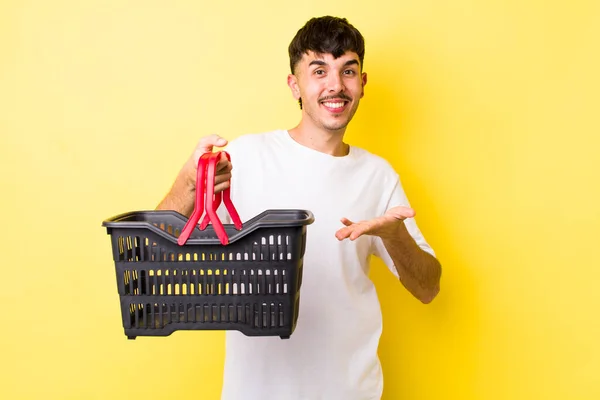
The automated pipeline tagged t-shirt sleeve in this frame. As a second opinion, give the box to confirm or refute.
[372,176,436,277]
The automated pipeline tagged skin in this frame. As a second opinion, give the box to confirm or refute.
[286,51,366,155]
[157,50,441,303]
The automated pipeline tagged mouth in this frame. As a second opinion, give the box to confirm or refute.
[320,99,350,113]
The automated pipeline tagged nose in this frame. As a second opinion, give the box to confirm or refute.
[327,73,345,93]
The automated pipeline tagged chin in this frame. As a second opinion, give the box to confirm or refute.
[320,125,345,133]
[323,121,350,132]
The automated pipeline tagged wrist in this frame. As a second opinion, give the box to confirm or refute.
[180,159,197,192]
[380,219,410,244]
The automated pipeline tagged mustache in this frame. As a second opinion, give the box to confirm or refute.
[318,94,352,102]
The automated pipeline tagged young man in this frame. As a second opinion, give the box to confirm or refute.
[158,16,441,400]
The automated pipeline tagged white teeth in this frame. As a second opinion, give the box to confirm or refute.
[323,102,344,108]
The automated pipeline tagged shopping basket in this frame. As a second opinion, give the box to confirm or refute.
[102,151,314,339]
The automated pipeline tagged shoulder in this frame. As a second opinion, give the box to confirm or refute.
[227,130,285,148]
[223,130,285,158]
[351,146,398,176]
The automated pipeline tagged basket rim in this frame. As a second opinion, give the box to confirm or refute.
[102,209,314,246]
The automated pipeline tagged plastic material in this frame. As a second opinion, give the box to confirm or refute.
[178,151,242,246]
[102,210,313,339]
[102,150,314,339]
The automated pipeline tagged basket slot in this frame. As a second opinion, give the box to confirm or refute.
[202,270,209,295]
[260,237,268,260]
[245,235,292,261]
[158,303,164,327]
[122,267,291,296]
[124,270,132,295]
[155,269,162,296]
[166,270,172,294]
[129,303,137,327]
[155,270,161,296]
[158,304,165,323]
[170,270,175,295]
[116,236,157,262]
[260,269,267,294]
[117,233,295,264]
[252,241,259,261]
[283,235,292,260]
[156,303,162,328]
[153,222,182,238]
[143,270,149,295]
[250,269,256,294]
[127,301,288,329]
[133,270,139,294]
[269,235,276,261]
[224,268,289,295]
[149,303,155,327]
[236,270,242,294]
[211,270,217,295]
[142,303,147,327]
[252,302,285,328]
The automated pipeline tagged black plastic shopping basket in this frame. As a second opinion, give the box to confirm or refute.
[102,151,314,339]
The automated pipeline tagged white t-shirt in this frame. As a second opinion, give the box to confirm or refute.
[219,130,434,400]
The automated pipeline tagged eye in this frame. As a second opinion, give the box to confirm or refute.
[343,69,356,75]
[314,69,325,76]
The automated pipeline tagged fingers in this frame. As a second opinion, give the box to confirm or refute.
[336,218,355,240]
[214,167,232,186]
[213,153,233,193]
[336,218,369,241]
[192,135,229,165]
[183,134,232,192]
[335,227,351,241]
[387,205,416,219]
[214,180,231,194]
[340,217,354,227]
[196,134,228,154]
[348,225,367,241]
[335,225,366,241]
[216,152,232,172]
[337,208,415,242]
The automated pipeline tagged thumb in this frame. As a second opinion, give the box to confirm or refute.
[197,134,228,154]
[388,206,416,220]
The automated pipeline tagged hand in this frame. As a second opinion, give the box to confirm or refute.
[335,206,416,241]
[186,134,233,193]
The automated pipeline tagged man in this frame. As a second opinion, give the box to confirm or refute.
[157,16,441,400]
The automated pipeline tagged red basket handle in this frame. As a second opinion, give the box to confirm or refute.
[177,151,242,246]
[200,152,242,231]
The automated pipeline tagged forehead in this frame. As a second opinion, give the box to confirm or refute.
[298,50,361,68]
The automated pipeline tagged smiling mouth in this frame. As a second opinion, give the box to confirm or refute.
[321,100,349,112]
[322,101,346,108]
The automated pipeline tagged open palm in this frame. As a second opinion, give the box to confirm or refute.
[335,206,416,241]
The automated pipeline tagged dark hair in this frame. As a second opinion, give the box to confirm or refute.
[288,16,365,75]
[288,16,365,109]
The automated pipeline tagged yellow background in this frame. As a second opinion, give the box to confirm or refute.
[1,0,599,399]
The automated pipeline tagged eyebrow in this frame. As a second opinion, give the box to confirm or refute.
[308,59,360,68]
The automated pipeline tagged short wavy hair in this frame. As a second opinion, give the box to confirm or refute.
[288,16,365,108]
[288,16,365,75]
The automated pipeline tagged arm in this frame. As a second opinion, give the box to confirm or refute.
[156,134,232,216]
[335,206,441,304]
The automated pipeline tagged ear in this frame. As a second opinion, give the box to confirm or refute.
[360,72,367,98]
[287,74,301,100]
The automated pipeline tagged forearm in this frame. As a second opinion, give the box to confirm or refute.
[156,161,196,217]
[382,223,441,304]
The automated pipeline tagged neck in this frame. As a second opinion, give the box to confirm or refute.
[288,120,349,157]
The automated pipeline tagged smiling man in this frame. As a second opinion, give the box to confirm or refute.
[157,16,441,400]
[289,52,365,137]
